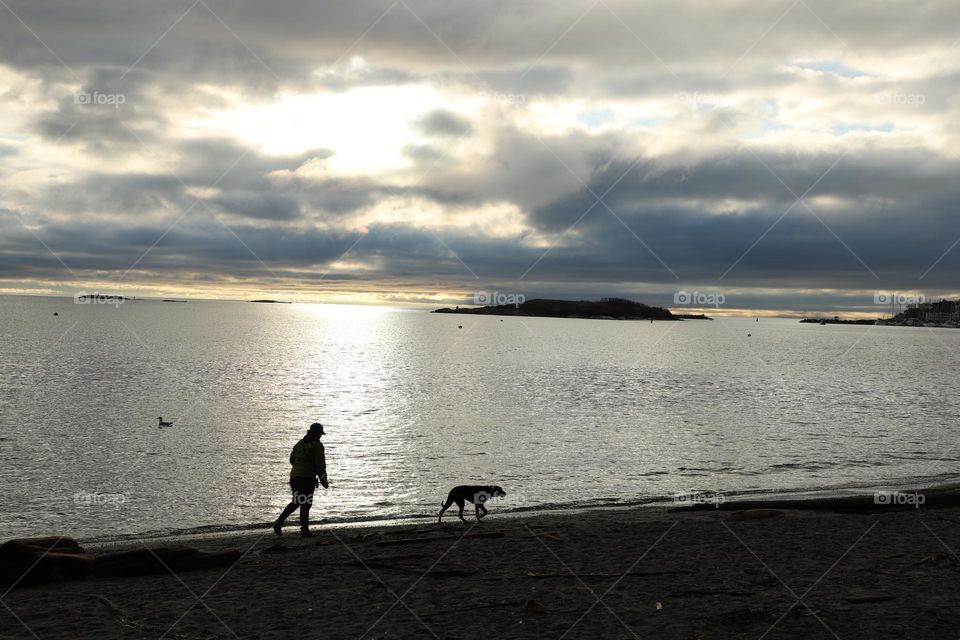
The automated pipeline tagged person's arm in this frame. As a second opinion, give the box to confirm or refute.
[314,443,329,488]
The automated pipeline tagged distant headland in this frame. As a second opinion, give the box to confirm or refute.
[250,300,292,304]
[434,297,710,321]
[800,298,960,328]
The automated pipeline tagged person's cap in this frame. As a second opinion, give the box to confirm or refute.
[309,422,325,435]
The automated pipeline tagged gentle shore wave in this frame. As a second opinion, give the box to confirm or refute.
[83,474,960,549]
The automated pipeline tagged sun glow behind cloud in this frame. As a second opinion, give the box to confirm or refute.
[187,83,455,175]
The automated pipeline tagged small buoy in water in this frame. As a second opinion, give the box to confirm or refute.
[458,325,463,329]
[747,333,752,337]
[53,312,58,316]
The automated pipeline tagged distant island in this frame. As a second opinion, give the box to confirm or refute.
[800,316,874,325]
[434,297,709,321]
[250,299,292,304]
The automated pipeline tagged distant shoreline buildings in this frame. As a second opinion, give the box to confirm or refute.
[800,298,960,327]
[882,298,960,327]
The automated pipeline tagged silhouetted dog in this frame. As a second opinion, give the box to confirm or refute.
[438,485,507,523]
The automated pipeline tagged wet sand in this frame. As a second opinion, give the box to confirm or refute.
[3,500,960,639]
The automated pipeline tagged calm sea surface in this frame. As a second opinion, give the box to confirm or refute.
[1,295,959,541]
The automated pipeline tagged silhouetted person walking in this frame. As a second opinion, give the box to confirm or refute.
[273,422,329,537]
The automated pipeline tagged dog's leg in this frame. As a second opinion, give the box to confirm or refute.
[478,503,488,519]
[438,499,452,523]
[456,499,467,523]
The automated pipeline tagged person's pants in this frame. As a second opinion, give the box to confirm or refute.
[276,476,316,529]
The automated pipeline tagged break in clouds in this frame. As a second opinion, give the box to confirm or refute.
[1,0,958,313]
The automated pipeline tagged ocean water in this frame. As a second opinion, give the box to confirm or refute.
[1,294,959,541]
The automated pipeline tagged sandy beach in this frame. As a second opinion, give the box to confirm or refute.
[3,497,960,639]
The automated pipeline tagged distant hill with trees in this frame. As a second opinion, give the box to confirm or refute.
[434,297,709,320]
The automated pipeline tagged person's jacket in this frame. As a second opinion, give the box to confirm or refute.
[290,439,328,485]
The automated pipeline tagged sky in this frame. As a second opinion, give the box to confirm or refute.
[0,0,958,316]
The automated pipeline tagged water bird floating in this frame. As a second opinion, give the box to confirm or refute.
[157,417,173,428]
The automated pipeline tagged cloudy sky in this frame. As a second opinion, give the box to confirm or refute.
[1,0,957,315]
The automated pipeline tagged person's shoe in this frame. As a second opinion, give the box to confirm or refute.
[300,529,317,538]
[273,521,283,537]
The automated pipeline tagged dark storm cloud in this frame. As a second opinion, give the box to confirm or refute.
[3,1,956,89]
[23,139,342,220]
[34,68,167,152]
[514,146,960,291]
[6,164,960,296]
[10,121,960,298]
[414,109,473,138]
[526,148,960,233]
[173,138,332,186]
[404,126,621,212]
[207,192,301,220]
